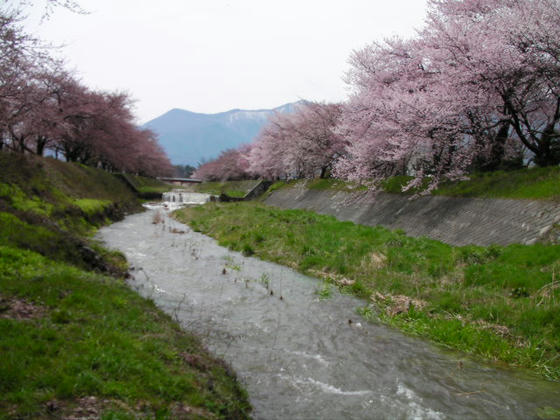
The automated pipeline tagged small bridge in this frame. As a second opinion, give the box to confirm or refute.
[158,177,202,186]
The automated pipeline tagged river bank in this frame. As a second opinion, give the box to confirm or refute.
[0,154,251,419]
[263,181,560,247]
[174,201,560,384]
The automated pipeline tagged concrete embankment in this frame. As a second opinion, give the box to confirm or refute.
[265,185,560,246]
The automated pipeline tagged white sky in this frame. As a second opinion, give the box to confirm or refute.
[22,0,428,123]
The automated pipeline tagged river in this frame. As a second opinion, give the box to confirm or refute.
[97,204,560,419]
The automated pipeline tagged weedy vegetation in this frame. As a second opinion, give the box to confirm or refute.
[316,282,333,300]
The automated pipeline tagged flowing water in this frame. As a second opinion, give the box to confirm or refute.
[161,190,214,206]
[97,205,560,419]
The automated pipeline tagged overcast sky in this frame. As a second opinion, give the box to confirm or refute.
[23,0,428,123]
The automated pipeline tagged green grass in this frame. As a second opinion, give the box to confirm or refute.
[0,212,93,270]
[73,199,112,216]
[0,155,133,270]
[380,166,560,200]
[381,175,431,195]
[316,282,333,300]
[174,202,560,381]
[305,178,368,192]
[0,154,141,217]
[194,180,260,198]
[0,246,250,419]
[263,179,367,196]
[224,190,246,198]
[0,153,252,418]
[0,183,55,217]
[128,175,172,195]
[434,166,560,200]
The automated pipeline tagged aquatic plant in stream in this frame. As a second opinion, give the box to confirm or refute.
[259,273,271,290]
[316,282,333,300]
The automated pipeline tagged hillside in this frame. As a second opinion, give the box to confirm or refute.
[144,102,301,165]
[0,153,250,419]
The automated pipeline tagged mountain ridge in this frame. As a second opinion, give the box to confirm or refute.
[144,102,302,165]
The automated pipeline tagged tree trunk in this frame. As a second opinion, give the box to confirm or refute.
[485,121,510,171]
[36,136,48,156]
[534,126,560,166]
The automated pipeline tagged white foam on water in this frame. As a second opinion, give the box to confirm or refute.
[153,285,167,294]
[162,190,214,205]
[285,376,372,396]
[143,190,215,212]
[142,203,163,210]
[288,350,329,367]
[143,202,188,211]
[395,381,445,420]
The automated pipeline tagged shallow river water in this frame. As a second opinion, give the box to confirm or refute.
[97,206,560,419]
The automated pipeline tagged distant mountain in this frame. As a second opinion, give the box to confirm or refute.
[143,102,302,166]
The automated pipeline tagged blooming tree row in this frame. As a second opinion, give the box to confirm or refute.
[334,0,560,189]
[249,102,344,179]
[196,0,560,188]
[194,101,344,181]
[0,7,173,176]
[193,146,252,181]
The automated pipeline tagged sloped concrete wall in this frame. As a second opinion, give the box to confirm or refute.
[264,186,560,246]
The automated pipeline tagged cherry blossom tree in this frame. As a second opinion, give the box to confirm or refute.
[128,129,174,177]
[194,146,252,181]
[1,64,71,155]
[55,86,173,175]
[0,3,172,176]
[247,112,295,179]
[334,37,473,188]
[248,101,344,179]
[421,0,560,167]
[335,0,560,189]
[0,9,38,151]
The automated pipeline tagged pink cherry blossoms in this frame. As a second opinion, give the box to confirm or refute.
[335,0,560,188]
[195,101,344,181]
[197,0,560,189]
[0,7,173,176]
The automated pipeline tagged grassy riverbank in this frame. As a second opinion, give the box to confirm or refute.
[191,180,260,198]
[0,153,251,419]
[174,201,560,381]
[0,247,249,419]
[126,175,173,196]
[383,166,560,200]
[268,166,560,200]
